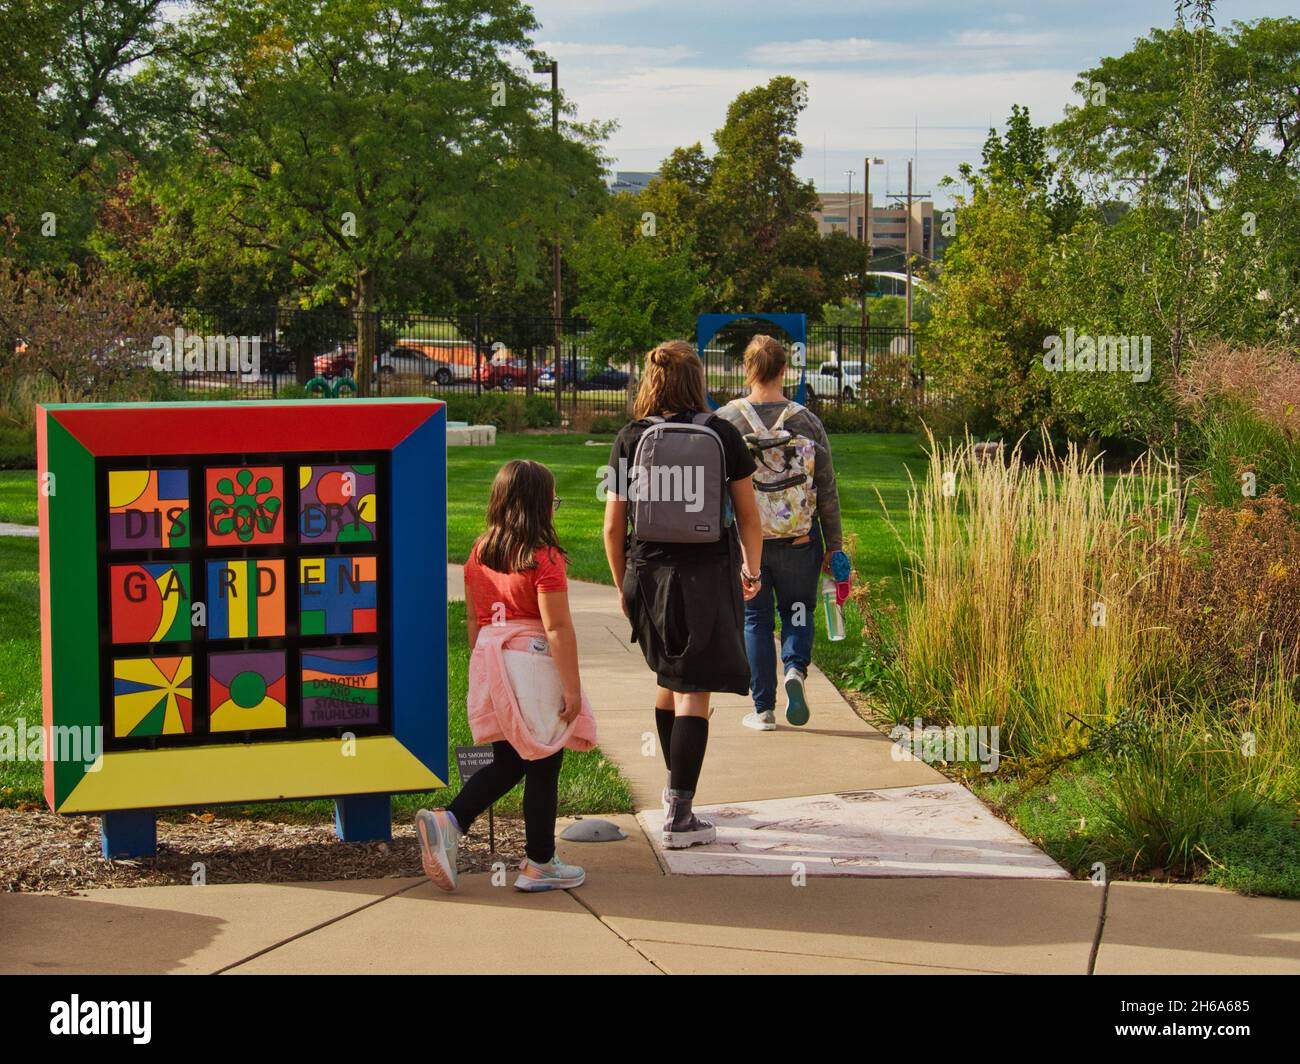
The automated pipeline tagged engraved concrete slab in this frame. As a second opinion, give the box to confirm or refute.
[638,784,1070,879]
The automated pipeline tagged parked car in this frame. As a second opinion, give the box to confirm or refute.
[473,357,541,391]
[375,343,455,385]
[258,340,296,375]
[538,357,630,391]
[808,359,870,402]
[313,345,356,379]
[312,342,454,384]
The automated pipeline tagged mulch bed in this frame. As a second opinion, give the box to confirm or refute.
[1,808,526,895]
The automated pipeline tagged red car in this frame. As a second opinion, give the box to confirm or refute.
[473,357,542,390]
[313,345,356,379]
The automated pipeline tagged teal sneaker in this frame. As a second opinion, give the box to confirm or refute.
[415,809,458,892]
[514,856,586,892]
[784,668,810,726]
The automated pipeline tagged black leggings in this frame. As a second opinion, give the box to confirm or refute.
[447,741,564,864]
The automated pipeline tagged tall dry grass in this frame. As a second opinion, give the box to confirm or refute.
[884,430,1194,764]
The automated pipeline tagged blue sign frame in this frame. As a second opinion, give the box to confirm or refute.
[696,313,809,406]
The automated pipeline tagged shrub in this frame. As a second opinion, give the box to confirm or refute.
[441,393,561,432]
[814,401,918,434]
[587,413,623,434]
[1144,493,1300,699]
[1177,342,1300,507]
[0,422,34,468]
[523,395,562,429]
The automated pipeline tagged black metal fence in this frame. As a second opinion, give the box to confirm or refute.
[158,307,926,421]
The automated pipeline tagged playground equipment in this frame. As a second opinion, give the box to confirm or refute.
[305,375,359,398]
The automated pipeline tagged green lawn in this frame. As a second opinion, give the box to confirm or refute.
[0,471,37,525]
[0,537,40,801]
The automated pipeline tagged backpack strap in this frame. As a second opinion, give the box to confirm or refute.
[644,415,665,425]
[774,401,804,429]
[690,411,714,427]
[728,398,766,434]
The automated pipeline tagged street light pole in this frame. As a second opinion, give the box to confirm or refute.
[533,60,563,417]
[905,159,914,331]
[861,159,870,334]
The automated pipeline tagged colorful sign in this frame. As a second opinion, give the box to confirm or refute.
[37,399,447,824]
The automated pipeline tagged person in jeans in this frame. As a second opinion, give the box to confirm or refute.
[718,335,844,730]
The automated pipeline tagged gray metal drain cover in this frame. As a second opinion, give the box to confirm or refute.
[560,819,628,842]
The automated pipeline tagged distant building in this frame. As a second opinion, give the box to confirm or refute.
[814,192,936,261]
[609,171,660,195]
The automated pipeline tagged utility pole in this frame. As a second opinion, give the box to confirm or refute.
[843,169,854,238]
[905,159,914,332]
[861,157,883,335]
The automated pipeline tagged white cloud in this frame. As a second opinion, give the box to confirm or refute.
[952,30,1061,49]
[567,59,1077,199]
[748,37,890,65]
[535,40,698,66]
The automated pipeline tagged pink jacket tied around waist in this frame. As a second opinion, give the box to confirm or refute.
[467,619,598,759]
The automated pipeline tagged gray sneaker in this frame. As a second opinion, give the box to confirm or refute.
[742,710,777,731]
[514,856,586,892]
[664,788,717,850]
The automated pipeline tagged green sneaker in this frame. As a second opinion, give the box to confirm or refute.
[514,856,586,892]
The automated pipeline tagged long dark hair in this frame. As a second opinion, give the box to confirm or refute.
[475,459,565,574]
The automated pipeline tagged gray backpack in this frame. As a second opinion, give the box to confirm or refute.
[630,414,727,543]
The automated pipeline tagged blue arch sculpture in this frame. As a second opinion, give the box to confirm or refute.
[696,313,808,408]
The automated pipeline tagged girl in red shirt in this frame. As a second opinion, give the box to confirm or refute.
[417,460,589,893]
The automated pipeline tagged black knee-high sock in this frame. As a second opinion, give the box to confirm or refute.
[668,715,709,794]
[655,708,675,770]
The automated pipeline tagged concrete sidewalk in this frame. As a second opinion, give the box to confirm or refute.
[3,569,1298,974]
[6,810,1298,973]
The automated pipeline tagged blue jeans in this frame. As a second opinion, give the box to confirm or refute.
[744,530,824,712]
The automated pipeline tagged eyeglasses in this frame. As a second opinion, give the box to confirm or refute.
[553,497,563,511]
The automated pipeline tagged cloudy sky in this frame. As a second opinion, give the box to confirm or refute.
[529,0,1294,205]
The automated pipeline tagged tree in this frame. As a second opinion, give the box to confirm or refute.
[1047,6,1300,447]
[928,108,1073,437]
[0,259,170,403]
[636,77,838,314]
[926,184,1057,437]
[142,0,607,393]
[571,195,704,367]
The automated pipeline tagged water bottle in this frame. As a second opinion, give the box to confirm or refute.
[822,575,846,641]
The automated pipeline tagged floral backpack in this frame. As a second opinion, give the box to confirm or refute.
[728,398,818,538]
